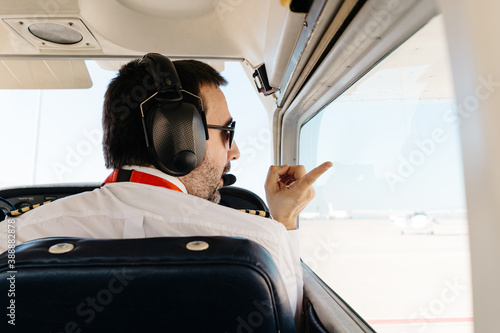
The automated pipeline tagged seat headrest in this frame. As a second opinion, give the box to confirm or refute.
[0,236,296,332]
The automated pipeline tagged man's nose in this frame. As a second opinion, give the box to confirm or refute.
[229,141,240,160]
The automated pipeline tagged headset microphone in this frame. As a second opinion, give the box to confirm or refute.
[222,174,237,186]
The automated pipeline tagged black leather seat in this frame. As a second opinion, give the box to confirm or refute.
[219,186,269,212]
[0,236,295,332]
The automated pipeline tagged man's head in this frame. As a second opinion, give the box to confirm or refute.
[103,57,240,202]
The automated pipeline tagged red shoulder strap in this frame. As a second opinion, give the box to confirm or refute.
[102,169,183,193]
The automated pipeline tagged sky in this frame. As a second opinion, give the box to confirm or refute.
[300,98,466,213]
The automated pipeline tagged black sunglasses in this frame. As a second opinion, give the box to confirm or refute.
[207,120,236,148]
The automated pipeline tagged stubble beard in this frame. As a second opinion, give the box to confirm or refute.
[181,158,231,204]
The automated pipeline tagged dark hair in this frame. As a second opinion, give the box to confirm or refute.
[102,58,227,169]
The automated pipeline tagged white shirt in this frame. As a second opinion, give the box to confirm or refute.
[0,166,303,318]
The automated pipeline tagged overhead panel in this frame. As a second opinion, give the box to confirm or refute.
[78,0,268,64]
[2,17,101,51]
[117,0,215,19]
[0,0,271,67]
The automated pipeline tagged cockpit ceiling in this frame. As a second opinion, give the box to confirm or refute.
[0,0,301,69]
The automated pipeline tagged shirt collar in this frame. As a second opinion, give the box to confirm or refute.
[121,165,188,193]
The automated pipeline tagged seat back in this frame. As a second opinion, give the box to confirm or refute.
[0,236,295,332]
[219,185,269,212]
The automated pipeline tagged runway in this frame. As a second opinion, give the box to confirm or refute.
[299,218,473,332]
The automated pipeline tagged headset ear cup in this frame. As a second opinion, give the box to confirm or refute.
[146,101,206,176]
[140,53,208,176]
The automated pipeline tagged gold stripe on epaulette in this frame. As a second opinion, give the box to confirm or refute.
[239,209,270,218]
[7,200,52,217]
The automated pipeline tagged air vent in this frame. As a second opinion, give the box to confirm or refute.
[2,17,100,50]
[28,23,83,45]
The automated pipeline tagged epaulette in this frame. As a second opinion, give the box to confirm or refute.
[239,209,271,218]
[6,201,270,218]
[7,201,52,217]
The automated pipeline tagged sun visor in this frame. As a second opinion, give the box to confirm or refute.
[0,60,92,89]
[264,3,305,88]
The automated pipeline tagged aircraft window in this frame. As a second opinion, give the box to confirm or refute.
[299,16,473,332]
[220,62,272,200]
[0,60,115,187]
[0,61,271,199]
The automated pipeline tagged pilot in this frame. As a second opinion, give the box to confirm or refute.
[0,54,332,321]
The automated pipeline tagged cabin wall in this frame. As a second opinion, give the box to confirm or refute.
[439,0,500,331]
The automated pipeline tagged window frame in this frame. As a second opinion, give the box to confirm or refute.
[278,0,439,166]
[275,0,443,329]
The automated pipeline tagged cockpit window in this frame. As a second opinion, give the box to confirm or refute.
[1,61,114,187]
[299,15,473,332]
[0,61,271,199]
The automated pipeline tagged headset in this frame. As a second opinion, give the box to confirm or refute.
[139,53,209,177]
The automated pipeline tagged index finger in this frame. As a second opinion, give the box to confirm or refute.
[295,161,333,189]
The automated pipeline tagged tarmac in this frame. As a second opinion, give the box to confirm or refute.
[299,218,473,333]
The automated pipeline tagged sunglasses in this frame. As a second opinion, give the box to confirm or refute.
[207,120,236,148]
